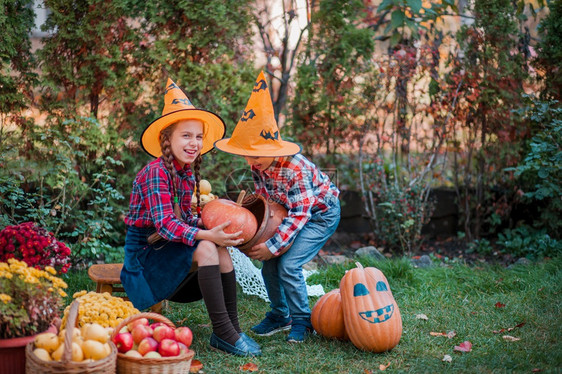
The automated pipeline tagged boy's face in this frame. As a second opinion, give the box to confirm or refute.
[243,156,275,171]
[170,119,203,167]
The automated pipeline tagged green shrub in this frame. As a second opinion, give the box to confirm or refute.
[0,116,125,265]
[496,226,562,260]
[510,98,562,238]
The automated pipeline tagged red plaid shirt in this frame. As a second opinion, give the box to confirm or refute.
[252,154,339,255]
[124,158,200,246]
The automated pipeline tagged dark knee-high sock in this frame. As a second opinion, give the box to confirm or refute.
[221,270,241,333]
[198,265,239,345]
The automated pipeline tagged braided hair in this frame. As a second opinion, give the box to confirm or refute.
[192,154,202,216]
[159,124,182,220]
[147,122,204,245]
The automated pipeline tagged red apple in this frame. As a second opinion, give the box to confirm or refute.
[152,325,175,343]
[150,322,166,330]
[174,326,193,348]
[131,324,153,345]
[127,318,149,332]
[137,337,158,356]
[112,332,134,353]
[158,338,180,357]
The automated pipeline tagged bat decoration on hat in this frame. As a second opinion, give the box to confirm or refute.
[260,130,278,140]
[165,81,180,93]
[172,98,192,105]
[240,109,256,122]
[253,79,268,92]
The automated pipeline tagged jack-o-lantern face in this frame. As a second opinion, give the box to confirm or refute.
[340,262,402,353]
[353,281,395,324]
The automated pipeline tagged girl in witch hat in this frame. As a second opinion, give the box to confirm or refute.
[215,71,341,343]
[120,78,260,356]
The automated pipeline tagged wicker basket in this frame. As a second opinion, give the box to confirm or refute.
[25,300,117,374]
[110,313,195,374]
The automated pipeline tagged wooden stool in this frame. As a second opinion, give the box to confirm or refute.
[88,263,162,313]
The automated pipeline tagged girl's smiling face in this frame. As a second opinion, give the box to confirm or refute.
[170,119,204,167]
[243,156,275,171]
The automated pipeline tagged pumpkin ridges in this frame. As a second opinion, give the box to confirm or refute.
[201,198,258,243]
[311,289,348,340]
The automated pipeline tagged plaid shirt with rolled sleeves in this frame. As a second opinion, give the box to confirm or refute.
[252,154,340,255]
[124,157,200,246]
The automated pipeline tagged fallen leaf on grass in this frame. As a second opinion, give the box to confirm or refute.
[190,359,203,373]
[379,362,390,371]
[240,363,258,372]
[532,368,542,372]
[502,335,521,341]
[430,332,446,336]
[493,322,526,334]
[442,354,452,362]
[495,302,506,308]
[416,314,429,320]
[430,331,456,338]
[454,341,472,352]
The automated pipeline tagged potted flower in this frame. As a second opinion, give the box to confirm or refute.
[0,222,71,274]
[0,258,68,374]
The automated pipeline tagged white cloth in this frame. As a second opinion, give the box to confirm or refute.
[228,247,325,302]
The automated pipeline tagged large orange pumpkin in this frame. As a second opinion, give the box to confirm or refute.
[340,262,402,353]
[311,289,348,341]
[201,199,258,243]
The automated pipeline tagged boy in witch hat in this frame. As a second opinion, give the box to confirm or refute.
[215,71,341,343]
[121,78,261,356]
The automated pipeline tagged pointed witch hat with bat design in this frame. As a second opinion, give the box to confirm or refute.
[214,70,301,157]
[141,78,226,158]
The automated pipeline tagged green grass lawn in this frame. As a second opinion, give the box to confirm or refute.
[62,256,562,373]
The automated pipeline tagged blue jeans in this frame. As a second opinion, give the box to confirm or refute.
[261,202,341,323]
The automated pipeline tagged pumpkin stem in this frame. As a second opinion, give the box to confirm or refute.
[355,262,364,269]
[236,190,246,206]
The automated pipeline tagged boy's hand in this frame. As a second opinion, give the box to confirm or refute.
[246,243,273,261]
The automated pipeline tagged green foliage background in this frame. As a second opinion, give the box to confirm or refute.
[1,0,560,264]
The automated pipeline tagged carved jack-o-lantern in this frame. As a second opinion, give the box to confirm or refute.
[340,262,402,353]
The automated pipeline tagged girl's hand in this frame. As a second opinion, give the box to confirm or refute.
[207,221,245,247]
[246,243,273,261]
[197,218,205,228]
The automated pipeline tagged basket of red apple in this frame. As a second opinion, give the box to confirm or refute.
[110,312,195,374]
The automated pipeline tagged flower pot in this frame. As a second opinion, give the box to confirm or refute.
[237,194,288,252]
[0,325,56,374]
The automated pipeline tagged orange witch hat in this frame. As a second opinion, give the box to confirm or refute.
[214,70,301,157]
[141,78,226,158]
